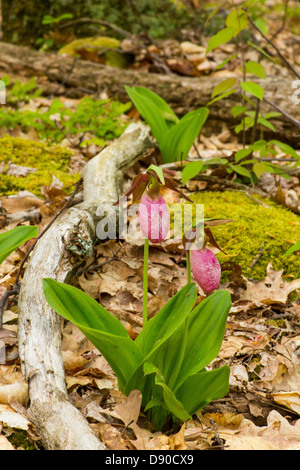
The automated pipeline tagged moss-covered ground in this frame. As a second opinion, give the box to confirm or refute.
[0,135,79,197]
[185,190,300,281]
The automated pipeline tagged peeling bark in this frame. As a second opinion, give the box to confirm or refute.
[17,122,152,450]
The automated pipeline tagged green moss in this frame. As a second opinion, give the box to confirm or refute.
[183,191,300,281]
[7,429,38,450]
[58,36,129,68]
[0,135,79,197]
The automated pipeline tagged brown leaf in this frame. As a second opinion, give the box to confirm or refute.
[238,263,300,306]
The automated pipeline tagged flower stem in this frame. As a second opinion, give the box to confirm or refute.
[186,250,191,284]
[143,237,149,328]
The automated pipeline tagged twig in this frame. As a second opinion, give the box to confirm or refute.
[263,96,300,129]
[250,244,264,269]
[209,417,225,450]
[0,178,83,329]
[242,7,300,80]
[270,0,289,41]
[58,17,132,38]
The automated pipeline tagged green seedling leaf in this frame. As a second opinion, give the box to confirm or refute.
[270,140,300,160]
[257,117,275,131]
[42,279,144,391]
[208,89,235,106]
[245,61,266,79]
[284,241,300,258]
[229,164,252,178]
[226,9,248,36]
[206,27,235,54]
[235,147,252,162]
[212,78,237,98]
[216,53,238,70]
[231,105,247,118]
[240,81,264,100]
[175,366,230,415]
[181,160,203,185]
[0,226,38,265]
[253,161,267,179]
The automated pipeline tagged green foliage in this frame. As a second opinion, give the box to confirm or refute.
[0,136,78,197]
[43,279,231,431]
[125,86,209,163]
[0,226,38,264]
[188,191,300,281]
[0,77,131,146]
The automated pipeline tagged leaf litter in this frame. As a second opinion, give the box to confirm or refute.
[1,18,300,449]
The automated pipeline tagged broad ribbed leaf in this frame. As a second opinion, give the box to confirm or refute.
[143,362,190,421]
[128,86,178,126]
[160,108,209,163]
[42,279,144,391]
[124,85,168,141]
[174,290,231,389]
[124,284,197,395]
[135,283,197,355]
[0,226,38,264]
[175,366,230,415]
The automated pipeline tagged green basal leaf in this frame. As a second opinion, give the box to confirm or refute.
[160,108,209,163]
[174,290,231,390]
[124,284,197,395]
[124,85,168,142]
[127,86,178,126]
[135,283,197,356]
[181,160,203,185]
[0,225,38,265]
[42,279,144,391]
[175,366,230,415]
[143,363,190,421]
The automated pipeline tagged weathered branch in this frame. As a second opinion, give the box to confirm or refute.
[17,122,152,450]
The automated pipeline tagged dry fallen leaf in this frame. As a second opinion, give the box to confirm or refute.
[238,263,300,306]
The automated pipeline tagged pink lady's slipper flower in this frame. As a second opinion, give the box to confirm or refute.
[114,164,192,244]
[190,247,221,294]
[138,192,170,243]
[179,219,233,294]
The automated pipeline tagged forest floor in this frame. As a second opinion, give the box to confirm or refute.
[0,7,300,450]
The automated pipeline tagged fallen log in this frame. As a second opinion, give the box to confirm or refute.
[17,122,152,450]
[0,41,299,142]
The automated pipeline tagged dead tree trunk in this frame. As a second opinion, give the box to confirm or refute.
[17,122,152,450]
[0,41,299,142]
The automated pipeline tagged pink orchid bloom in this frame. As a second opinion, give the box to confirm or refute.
[138,193,170,243]
[190,247,221,294]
